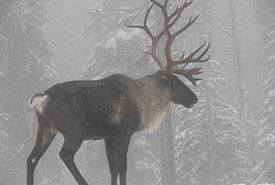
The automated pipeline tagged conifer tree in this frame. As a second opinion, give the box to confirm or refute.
[253,0,275,183]
[0,0,59,184]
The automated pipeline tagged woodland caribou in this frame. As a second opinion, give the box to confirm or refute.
[27,0,210,185]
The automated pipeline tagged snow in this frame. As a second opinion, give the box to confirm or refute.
[105,37,117,49]
[263,39,275,51]
[105,29,143,49]
[267,55,275,62]
[251,184,274,185]
[264,98,269,105]
[259,131,275,147]
[116,30,130,40]
[267,89,275,97]
[40,64,60,84]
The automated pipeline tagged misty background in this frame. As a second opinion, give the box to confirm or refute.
[0,0,274,184]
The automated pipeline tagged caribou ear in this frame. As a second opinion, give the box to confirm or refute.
[160,75,168,83]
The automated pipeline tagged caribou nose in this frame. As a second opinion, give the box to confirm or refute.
[193,95,198,104]
[188,95,198,108]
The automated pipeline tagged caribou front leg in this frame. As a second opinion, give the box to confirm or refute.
[105,138,118,185]
[114,134,131,185]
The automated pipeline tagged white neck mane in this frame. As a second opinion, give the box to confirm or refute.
[135,77,170,132]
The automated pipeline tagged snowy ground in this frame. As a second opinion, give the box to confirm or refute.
[233,184,274,185]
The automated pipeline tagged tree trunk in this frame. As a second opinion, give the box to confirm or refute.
[156,0,177,184]
[206,95,217,185]
[160,106,177,185]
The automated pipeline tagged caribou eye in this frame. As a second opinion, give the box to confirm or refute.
[160,75,168,83]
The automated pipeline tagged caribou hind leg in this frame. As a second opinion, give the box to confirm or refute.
[27,113,57,185]
[59,133,88,185]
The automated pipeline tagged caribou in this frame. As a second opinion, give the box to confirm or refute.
[27,0,210,185]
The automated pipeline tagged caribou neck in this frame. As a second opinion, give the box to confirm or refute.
[133,73,170,132]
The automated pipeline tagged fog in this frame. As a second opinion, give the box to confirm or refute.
[0,0,274,185]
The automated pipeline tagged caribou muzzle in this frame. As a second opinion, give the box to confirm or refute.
[183,94,198,109]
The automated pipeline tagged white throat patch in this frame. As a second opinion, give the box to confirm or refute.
[136,108,166,132]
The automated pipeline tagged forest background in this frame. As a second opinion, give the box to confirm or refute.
[0,0,274,184]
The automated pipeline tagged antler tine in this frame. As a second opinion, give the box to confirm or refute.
[171,42,210,86]
[126,3,166,70]
[168,0,193,27]
[173,14,200,38]
[164,0,168,8]
[173,66,203,86]
[126,4,154,39]
[169,0,193,18]
[176,42,210,65]
[164,1,200,73]
[150,0,166,13]
[151,0,193,33]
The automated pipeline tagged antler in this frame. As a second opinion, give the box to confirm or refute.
[126,3,166,70]
[126,0,210,86]
[172,41,210,86]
